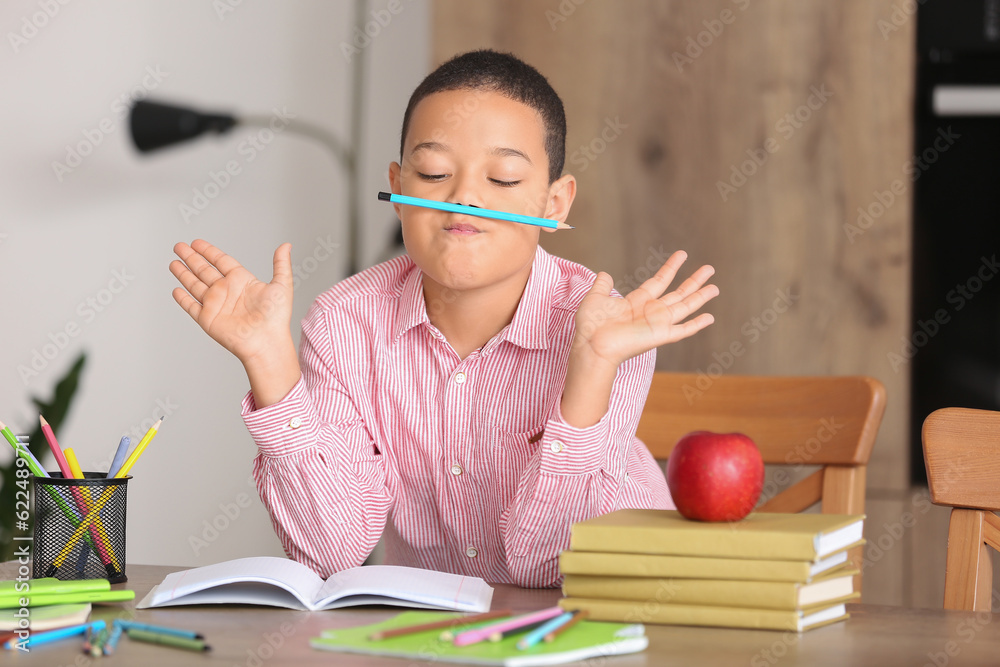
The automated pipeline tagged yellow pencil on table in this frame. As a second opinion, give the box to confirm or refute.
[45,418,162,577]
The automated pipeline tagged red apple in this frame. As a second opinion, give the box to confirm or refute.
[666,431,765,522]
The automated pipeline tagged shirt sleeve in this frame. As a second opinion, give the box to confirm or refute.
[498,347,673,587]
[243,305,391,578]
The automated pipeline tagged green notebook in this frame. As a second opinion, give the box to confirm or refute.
[310,611,648,666]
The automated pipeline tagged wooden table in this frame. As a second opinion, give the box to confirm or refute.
[3,563,1000,665]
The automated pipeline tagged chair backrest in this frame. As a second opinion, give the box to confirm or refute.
[636,372,886,593]
[922,407,1000,611]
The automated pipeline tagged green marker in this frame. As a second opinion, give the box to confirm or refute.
[126,628,211,652]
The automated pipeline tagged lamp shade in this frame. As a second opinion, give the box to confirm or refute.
[129,100,238,153]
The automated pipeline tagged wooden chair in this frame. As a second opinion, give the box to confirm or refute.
[636,372,887,593]
[922,407,1000,611]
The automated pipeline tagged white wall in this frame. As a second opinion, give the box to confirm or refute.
[0,0,429,566]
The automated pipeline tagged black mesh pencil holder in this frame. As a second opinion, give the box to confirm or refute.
[31,473,129,583]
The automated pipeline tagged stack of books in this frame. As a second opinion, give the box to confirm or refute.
[557,509,865,632]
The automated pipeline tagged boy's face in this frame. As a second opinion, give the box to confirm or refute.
[389,89,575,296]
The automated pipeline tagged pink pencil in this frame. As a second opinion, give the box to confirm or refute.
[39,415,72,477]
[39,415,118,574]
[452,607,564,647]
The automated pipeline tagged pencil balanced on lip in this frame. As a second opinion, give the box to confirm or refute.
[378,191,574,230]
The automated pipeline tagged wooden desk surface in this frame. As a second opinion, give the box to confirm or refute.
[3,563,1000,665]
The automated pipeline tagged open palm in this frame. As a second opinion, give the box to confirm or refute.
[170,240,294,363]
[574,250,719,367]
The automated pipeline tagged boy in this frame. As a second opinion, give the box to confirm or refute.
[169,50,718,587]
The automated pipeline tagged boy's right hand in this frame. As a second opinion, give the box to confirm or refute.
[170,240,294,365]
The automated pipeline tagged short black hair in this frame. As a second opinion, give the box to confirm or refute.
[399,50,566,184]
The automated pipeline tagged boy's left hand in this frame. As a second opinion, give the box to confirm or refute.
[573,250,719,369]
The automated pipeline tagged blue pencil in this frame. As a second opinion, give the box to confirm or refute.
[118,620,204,639]
[103,620,124,655]
[378,192,573,230]
[516,611,575,650]
[107,436,130,478]
[3,620,105,650]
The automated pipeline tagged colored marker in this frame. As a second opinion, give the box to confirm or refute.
[3,620,105,650]
[118,621,203,640]
[126,628,210,652]
[378,191,573,230]
[107,436,130,478]
[103,621,123,655]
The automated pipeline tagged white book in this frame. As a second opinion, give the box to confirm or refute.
[137,556,493,612]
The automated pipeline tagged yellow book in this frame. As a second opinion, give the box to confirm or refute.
[569,510,864,561]
[558,594,859,632]
[561,567,858,610]
[559,544,860,582]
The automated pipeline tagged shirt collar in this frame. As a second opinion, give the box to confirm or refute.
[390,245,554,350]
[391,260,430,344]
[502,245,554,351]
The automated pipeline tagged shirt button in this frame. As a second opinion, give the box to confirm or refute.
[454,371,467,385]
[466,546,478,558]
[288,417,302,429]
[450,463,464,476]
[550,440,564,453]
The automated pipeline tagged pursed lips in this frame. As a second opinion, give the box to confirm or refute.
[444,222,483,234]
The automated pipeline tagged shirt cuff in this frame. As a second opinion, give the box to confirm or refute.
[241,377,318,457]
[538,401,612,475]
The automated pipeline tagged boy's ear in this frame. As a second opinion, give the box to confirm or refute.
[542,174,577,233]
[388,162,403,219]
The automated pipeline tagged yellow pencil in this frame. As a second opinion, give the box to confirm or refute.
[63,449,121,571]
[116,418,161,479]
[46,419,162,575]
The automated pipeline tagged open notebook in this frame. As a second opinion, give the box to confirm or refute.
[137,556,493,612]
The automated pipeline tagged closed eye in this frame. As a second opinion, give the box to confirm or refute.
[490,178,520,188]
[416,172,448,181]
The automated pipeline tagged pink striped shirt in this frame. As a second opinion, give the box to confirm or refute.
[242,245,673,588]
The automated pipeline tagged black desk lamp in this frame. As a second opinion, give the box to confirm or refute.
[128,98,377,275]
